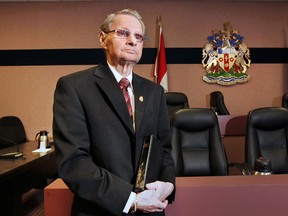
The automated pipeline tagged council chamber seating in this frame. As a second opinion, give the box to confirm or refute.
[170,108,228,176]
[165,92,189,120]
[245,107,288,174]
[0,116,26,149]
[210,91,230,115]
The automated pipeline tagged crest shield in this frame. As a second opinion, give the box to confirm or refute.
[218,53,235,72]
[202,22,251,85]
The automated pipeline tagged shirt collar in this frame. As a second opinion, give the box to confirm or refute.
[107,62,133,84]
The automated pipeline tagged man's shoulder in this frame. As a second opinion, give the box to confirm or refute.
[133,73,163,90]
[60,62,109,81]
[60,66,97,80]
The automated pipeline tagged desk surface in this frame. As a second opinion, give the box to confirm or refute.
[0,141,57,216]
[0,141,54,182]
[176,174,288,187]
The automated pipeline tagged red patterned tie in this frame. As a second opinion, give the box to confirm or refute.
[119,78,133,117]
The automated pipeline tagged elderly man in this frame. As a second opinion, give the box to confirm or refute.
[53,8,175,216]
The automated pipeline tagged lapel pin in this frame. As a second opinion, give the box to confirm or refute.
[139,96,144,102]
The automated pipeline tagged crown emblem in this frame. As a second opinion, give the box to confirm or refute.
[202,22,251,85]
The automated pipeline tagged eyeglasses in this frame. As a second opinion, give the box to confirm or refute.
[105,28,147,43]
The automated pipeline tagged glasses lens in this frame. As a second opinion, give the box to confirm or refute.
[112,29,145,43]
[134,33,144,43]
[115,29,130,38]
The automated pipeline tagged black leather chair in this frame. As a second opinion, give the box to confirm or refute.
[0,116,26,149]
[282,92,288,108]
[165,92,189,119]
[245,107,288,174]
[210,91,230,115]
[171,108,228,176]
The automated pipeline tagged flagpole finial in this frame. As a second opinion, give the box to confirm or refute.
[157,15,162,26]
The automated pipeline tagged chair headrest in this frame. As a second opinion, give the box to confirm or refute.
[249,107,288,130]
[172,108,217,131]
[165,92,188,106]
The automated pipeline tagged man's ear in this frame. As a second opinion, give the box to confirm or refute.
[99,32,107,48]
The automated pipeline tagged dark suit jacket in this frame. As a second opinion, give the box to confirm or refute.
[53,62,175,216]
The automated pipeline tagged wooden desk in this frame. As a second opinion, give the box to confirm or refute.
[217,115,247,136]
[217,115,247,171]
[0,141,57,216]
[45,175,288,216]
[166,175,288,216]
[45,178,73,216]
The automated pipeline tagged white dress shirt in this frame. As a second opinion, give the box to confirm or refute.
[108,62,137,213]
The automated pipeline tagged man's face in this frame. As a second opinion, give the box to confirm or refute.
[100,14,144,66]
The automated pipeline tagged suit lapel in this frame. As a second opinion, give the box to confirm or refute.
[132,75,148,169]
[93,64,134,134]
[133,75,146,133]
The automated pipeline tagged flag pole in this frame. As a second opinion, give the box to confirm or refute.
[153,15,168,92]
[153,16,161,83]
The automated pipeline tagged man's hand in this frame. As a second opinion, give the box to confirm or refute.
[146,181,174,201]
[131,181,174,213]
[134,189,168,213]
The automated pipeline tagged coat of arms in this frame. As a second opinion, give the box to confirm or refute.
[202,22,251,85]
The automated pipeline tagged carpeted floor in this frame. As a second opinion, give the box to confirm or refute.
[22,189,44,216]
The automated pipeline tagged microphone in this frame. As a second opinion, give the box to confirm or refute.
[0,136,23,159]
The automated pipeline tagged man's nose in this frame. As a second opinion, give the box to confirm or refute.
[126,34,138,46]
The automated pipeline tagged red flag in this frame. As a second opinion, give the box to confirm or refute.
[153,16,168,92]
